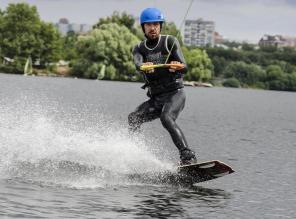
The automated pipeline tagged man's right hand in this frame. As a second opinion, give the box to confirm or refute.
[142,62,154,73]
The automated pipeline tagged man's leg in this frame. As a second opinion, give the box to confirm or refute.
[160,89,196,163]
[128,99,160,133]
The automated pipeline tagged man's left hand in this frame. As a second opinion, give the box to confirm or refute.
[169,61,184,72]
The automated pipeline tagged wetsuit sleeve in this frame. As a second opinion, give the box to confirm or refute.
[132,44,144,73]
[167,35,188,74]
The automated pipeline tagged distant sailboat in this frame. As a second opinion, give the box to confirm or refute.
[97,64,105,80]
[24,56,33,76]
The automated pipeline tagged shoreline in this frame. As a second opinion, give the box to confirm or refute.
[2,71,295,92]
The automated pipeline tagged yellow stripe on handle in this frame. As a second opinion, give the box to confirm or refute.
[140,63,184,71]
[140,64,165,71]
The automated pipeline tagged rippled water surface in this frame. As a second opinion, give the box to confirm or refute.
[0,73,295,218]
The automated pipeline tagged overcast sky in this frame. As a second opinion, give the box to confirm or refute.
[1,0,296,43]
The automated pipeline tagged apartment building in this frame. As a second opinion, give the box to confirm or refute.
[55,18,92,36]
[183,19,215,47]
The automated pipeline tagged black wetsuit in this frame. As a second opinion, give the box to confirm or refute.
[128,35,196,161]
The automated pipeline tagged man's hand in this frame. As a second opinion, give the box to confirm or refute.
[169,61,184,72]
[142,62,154,73]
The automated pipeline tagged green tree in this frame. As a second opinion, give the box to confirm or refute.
[207,47,243,62]
[211,56,227,77]
[93,11,145,41]
[72,23,140,80]
[38,21,62,65]
[61,31,78,61]
[0,3,62,70]
[266,65,284,80]
[286,73,296,91]
[246,64,266,85]
[267,75,288,91]
[259,45,277,53]
[220,40,241,49]
[245,51,262,64]
[224,61,266,85]
[183,47,213,81]
[0,9,3,56]
[94,11,136,33]
[223,77,240,88]
[0,3,41,59]
[241,43,255,51]
[269,60,296,74]
[70,58,90,78]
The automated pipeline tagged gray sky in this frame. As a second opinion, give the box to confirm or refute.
[1,0,296,43]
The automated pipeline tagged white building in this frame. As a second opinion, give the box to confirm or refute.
[56,23,70,35]
[69,23,81,33]
[183,19,215,47]
[55,18,92,36]
[80,24,92,33]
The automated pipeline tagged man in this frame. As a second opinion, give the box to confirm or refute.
[128,8,197,165]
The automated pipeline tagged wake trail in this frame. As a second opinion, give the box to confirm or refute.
[0,96,174,188]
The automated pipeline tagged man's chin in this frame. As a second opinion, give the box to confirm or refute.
[148,34,159,40]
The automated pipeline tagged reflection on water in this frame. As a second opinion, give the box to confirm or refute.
[1,178,232,219]
[133,186,232,218]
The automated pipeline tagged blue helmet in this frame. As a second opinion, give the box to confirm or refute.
[140,8,165,24]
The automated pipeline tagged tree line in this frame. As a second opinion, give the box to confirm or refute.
[0,3,296,91]
[206,45,296,91]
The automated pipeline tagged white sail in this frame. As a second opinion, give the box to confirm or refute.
[97,64,105,80]
[24,56,33,76]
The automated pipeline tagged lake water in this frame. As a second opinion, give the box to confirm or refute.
[0,73,295,218]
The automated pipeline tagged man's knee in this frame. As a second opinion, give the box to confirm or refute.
[160,112,174,128]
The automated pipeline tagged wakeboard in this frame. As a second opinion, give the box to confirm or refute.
[128,160,234,185]
[176,160,235,184]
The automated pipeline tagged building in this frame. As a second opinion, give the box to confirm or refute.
[81,24,92,33]
[55,18,70,35]
[284,36,296,48]
[259,34,296,48]
[69,23,81,33]
[56,23,69,35]
[183,19,215,47]
[214,32,224,44]
[55,18,92,36]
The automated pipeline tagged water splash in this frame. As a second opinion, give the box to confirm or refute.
[0,96,174,188]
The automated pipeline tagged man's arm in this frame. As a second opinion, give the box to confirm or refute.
[167,35,188,74]
[133,44,154,74]
[132,45,143,72]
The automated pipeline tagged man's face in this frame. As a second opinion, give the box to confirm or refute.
[144,22,161,39]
